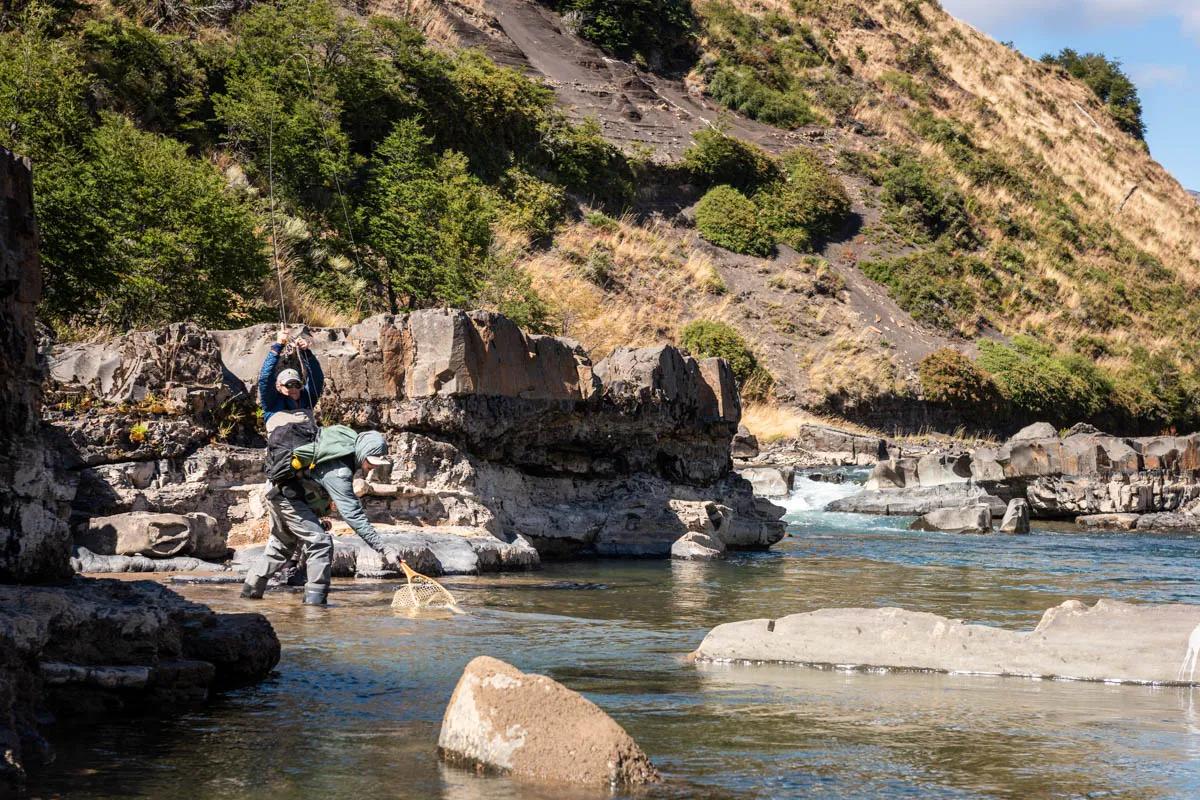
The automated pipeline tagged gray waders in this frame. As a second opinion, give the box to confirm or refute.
[241,480,333,604]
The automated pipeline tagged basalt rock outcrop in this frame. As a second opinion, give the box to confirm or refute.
[0,148,279,792]
[829,424,1200,527]
[694,599,1200,685]
[47,311,786,564]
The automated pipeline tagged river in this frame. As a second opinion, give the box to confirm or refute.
[28,471,1200,799]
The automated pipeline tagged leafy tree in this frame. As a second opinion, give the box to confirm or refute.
[356,119,494,312]
[39,114,267,328]
[0,8,90,160]
[977,336,1110,426]
[1042,48,1145,139]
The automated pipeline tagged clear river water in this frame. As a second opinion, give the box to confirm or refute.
[26,472,1200,799]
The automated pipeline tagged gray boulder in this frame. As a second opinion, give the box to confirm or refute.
[1009,422,1058,442]
[1076,513,1140,531]
[910,504,992,534]
[737,466,792,498]
[438,656,659,786]
[671,530,726,560]
[998,499,1030,534]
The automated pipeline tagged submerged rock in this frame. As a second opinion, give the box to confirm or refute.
[910,504,992,534]
[694,599,1200,685]
[438,656,659,786]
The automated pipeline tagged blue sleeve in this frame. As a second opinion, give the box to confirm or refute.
[318,462,385,551]
[302,350,324,407]
[258,343,284,413]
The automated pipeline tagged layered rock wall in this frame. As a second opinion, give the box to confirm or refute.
[48,310,786,562]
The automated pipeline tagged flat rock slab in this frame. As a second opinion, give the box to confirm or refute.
[438,656,659,786]
[828,485,1006,516]
[694,599,1200,685]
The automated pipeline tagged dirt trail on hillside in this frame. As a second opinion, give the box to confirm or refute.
[436,0,965,382]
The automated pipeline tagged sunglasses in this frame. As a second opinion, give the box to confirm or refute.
[284,381,302,389]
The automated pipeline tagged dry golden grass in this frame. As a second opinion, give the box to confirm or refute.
[742,402,885,442]
[519,214,735,359]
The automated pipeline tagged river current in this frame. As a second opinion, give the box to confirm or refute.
[28,471,1200,799]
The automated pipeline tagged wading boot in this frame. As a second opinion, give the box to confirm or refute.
[240,576,268,599]
[302,586,329,606]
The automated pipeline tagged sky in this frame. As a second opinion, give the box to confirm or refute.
[941,0,1200,190]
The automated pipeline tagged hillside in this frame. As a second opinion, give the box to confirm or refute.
[3,0,1200,435]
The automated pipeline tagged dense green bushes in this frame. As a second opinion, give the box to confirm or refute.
[687,131,850,256]
[695,186,773,256]
[680,319,757,383]
[756,149,851,250]
[878,152,975,246]
[695,0,833,128]
[2,0,638,328]
[39,115,267,327]
[859,247,979,331]
[681,127,779,192]
[977,337,1109,427]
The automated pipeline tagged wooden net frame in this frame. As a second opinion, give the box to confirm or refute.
[391,562,460,611]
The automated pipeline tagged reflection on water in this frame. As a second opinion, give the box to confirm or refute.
[27,481,1200,799]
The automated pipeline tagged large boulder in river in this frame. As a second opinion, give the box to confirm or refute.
[910,504,992,534]
[694,599,1200,685]
[438,656,659,786]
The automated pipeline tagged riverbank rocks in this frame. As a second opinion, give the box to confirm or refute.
[829,484,1006,516]
[999,499,1030,534]
[694,599,1200,685]
[438,656,659,786]
[910,504,992,533]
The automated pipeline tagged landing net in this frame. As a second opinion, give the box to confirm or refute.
[391,562,460,611]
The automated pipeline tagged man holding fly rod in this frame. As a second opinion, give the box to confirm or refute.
[259,329,324,431]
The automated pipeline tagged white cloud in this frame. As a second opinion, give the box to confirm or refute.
[942,0,1200,39]
[1130,63,1189,87]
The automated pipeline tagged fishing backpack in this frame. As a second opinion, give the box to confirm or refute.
[264,419,361,484]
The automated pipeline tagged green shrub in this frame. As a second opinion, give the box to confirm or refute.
[859,247,979,331]
[680,319,757,383]
[879,153,975,246]
[708,63,820,129]
[754,149,850,250]
[682,127,780,192]
[477,262,554,334]
[38,115,268,328]
[918,349,1003,411]
[977,337,1110,426]
[695,185,773,256]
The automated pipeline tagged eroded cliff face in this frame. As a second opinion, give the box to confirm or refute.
[0,149,280,792]
[47,310,786,563]
[0,150,72,583]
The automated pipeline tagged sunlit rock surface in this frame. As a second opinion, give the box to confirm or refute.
[695,599,1200,685]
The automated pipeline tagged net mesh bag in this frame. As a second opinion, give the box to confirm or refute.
[391,562,460,610]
